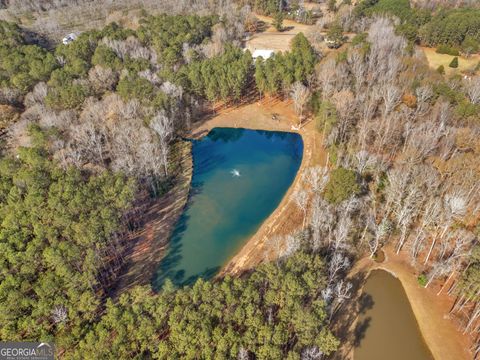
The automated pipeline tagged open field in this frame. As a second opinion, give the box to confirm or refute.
[245,12,355,54]
[245,14,317,53]
[420,46,480,74]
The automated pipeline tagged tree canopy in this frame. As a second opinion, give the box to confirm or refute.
[323,168,360,204]
[74,252,339,359]
[0,138,135,349]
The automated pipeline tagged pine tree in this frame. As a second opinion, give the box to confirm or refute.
[449,56,459,68]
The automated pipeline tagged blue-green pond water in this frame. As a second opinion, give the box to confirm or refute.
[152,128,303,289]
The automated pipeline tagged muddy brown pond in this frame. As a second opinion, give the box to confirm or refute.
[354,270,434,360]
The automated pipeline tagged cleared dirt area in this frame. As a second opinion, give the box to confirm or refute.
[189,97,328,276]
[420,46,480,75]
[333,246,472,360]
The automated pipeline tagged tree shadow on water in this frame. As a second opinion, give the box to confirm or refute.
[193,149,226,177]
[151,207,190,291]
[182,266,221,287]
[354,316,372,347]
[358,292,374,314]
[150,197,221,291]
[330,271,372,360]
[208,128,245,143]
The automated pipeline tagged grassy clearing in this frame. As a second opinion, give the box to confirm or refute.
[421,46,480,75]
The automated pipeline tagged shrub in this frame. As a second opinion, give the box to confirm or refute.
[433,82,462,103]
[328,0,337,12]
[402,92,417,108]
[92,45,122,70]
[326,23,345,49]
[456,100,479,119]
[273,12,284,31]
[436,45,459,56]
[45,83,88,110]
[449,57,459,68]
[315,100,337,136]
[116,76,155,103]
[417,274,427,287]
[436,65,445,74]
[324,167,360,204]
[351,32,368,47]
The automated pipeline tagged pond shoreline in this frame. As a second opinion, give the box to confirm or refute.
[188,98,327,276]
[112,141,193,295]
[354,269,434,360]
[113,98,319,294]
[333,246,472,360]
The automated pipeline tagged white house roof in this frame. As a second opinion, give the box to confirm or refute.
[252,49,275,60]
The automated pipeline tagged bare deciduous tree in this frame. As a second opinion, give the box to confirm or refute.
[303,166,329,193]
[465,76,480,105]
[151,111,174,177]
[294,189,309,230]
[290,82,310,125]
[301,346,323,360]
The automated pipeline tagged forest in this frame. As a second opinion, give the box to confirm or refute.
[0,0,479,358]
[0,5,329,358]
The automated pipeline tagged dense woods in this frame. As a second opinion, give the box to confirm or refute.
[355,0,480,51]
[0,139,134,349]
[75,252,338,359]
[0,0,479,358]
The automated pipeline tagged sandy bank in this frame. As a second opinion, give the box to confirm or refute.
[374,248,472,360]
[189,98,327,275]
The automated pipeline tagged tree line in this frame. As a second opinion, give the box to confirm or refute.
[355,0,480,53]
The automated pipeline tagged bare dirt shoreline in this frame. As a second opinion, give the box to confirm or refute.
[189,98,328,276]
[335,246,472,360]
[112,141,193,295]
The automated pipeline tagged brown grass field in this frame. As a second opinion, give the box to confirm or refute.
[245,14,317,53]
[420,46,480,75]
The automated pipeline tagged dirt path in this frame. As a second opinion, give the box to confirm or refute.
[334,246,472,360]
[112,141,193,295]
[190,98,328,275]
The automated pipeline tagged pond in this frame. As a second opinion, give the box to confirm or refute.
[152,128,303,290]
[354,270,434,360]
